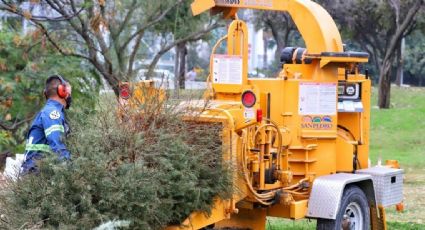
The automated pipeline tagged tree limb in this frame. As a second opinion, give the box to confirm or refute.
[0,2,91,61]
[110,0,137,40]
[146,22,223,78]
[118,1,182,55]
[383,0,423,62]
[29,8,84,22]
[69,0,87,30]
[126,31,144,80]
[0,117,34,131]
[378,0,423,108]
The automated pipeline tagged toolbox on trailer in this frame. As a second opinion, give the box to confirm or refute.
[356,166,404,206]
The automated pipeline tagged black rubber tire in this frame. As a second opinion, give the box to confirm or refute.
[316,185,370,230]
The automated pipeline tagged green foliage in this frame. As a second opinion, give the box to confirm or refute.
[0,131,16,149]
[0,29,46,137]
[404,30,425,85]
[0,96,232,229]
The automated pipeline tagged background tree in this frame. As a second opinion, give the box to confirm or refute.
[251,11,297,65]
[375,0,423,108]
[322,0,424,108]
[252,1,424,108]
[151,1,222,94]
[0,0,220,96]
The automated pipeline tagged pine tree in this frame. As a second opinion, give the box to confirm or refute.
[0,97,232,229]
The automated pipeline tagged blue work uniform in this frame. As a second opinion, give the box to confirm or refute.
[22,99,70,173]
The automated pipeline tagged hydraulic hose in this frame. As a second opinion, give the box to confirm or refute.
[241,122,309,205]
[253,123,283,170]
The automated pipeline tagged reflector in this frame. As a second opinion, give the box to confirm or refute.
[256,109,262,122]
[119,84,131,99]
[241,90,256,108]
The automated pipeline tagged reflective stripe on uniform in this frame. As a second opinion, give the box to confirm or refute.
[25,144,52,153]
[44,124,64,136]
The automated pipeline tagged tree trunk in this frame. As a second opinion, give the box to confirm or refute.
[173,46,180,97]
[378,58,393,108]
[110,80,120,97]
[263,31,268,70]
[274,41,284,65]
[395,40,404,86]
[270,28,284,65]
[99,71,120,97]
[377,0,423,108]
[177,42,187,90]
[266,15,293,66]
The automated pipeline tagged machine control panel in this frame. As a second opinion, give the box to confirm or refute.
[338,82,363,112]
[338,83,360,100]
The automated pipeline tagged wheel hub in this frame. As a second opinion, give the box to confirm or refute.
[342,202,363,230]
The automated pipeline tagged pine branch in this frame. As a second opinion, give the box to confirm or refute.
[0,117,33,131]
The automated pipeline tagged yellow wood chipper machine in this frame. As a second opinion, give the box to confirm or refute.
[120,0,405,229]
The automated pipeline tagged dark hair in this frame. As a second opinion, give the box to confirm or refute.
[44,75,67,98]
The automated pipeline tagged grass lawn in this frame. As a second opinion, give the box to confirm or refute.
[266,218,425,230]
[370,87,425,227]
[370,87,425,167]
[268,87,425,229]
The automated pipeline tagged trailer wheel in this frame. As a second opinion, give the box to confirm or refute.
[316,185,370,230]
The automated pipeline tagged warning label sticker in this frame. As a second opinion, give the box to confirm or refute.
[212,55,243,84]
[244,108,255,119]
[298,82,337,115]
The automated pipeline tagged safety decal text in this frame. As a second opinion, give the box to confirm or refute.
[299,82,337,115]
[212,55,243,84]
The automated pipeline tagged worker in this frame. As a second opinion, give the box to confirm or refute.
[186,67,197,81]
[21,75,72,174]
[185,67,197,89]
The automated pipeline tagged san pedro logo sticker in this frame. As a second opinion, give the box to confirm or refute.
[49,110,61,120]
[301,116,333,129]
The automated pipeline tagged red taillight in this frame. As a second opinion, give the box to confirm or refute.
[241,90,256,108]
[119,84,131,99]
[256,109,263,122]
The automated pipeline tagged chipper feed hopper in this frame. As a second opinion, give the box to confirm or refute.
[121,0,405,229]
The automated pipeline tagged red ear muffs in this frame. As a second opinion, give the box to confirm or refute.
[46,75,69,98]
[57,83,68,98]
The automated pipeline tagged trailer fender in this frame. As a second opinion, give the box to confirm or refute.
[306,173,376,219]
